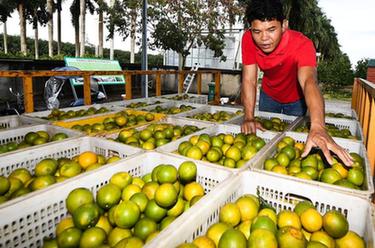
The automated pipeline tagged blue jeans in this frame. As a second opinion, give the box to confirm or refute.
[259,90,307,116]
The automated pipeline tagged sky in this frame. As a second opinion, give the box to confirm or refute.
[1,0,375,66]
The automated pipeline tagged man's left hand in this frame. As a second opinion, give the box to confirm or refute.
[301,124,353,166]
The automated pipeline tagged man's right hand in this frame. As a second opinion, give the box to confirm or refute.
[241,119,266,134]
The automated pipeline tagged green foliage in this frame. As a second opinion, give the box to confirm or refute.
[318,54,354,100]
[148,0,241,68]
[0,34,163,65]
[354,58,368,79]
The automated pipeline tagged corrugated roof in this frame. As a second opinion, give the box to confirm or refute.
[368,59,375,67]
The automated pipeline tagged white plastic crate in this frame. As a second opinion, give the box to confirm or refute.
[157,124,278,172]
[0,124,83,156]
[0,137,142,209]
[157,93,208,104]
[294,116,364,142]
[138,101,206,116]
[325,100,356,119]
[0,115,47,129]
[23,104,123,122]
[148,170,375,247]
[104,97,170,109]
[0,151,232,248]
[177,105,244,124]
[228,110,303,131]
[251,131,374,199]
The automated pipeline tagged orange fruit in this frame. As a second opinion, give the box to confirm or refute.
[107,227,132,247]
[155,183,178,208]
[167,197,185,217]
[310,231,335,248]
[277,210,301,229]
[258,208,277,224]
[301,208,323,232]
[219,203,241,227]
[79,227,106,248]
[66,188,94,214]
[95,215,112,235]
[320,168,342,184]
[122,184,142,201]
[193,236,216,248]
[271,165,288,175]
[294,201,315,216]
[347,168,364,186]
[178,161,197,184]
[9,168,32,184]
[248,228,278,248]
[57,227,81,248]
[96,183,121,210]
[110,172,132,190]
[134,217,158,241]
[225,146,241,162]
[206,222,231,247]
[144,199,167,222]
[218,229,247,248]
[72,203,100,229]
[277,226,307,248]
[251,215,277,234]
[130,192,149,212]
[235,195,259,222]
[183,182,204,202]
[335,230,365,248]
[114,200,140,229]
[332,163,348,178]
[186,146,203,160]
[78,151,98,169]
[142,181,159,200]
[56,217,74,236]
[157,165,178,184]
[160,216,176,230]
[113,236,144,247]
[322,210,348,238]
[237,220,252,239]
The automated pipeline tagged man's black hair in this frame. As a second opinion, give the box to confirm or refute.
[246,0,285,24]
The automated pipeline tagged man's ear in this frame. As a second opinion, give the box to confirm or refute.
[282,19,289,32]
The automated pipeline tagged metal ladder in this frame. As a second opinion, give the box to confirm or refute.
[183,63,199,94]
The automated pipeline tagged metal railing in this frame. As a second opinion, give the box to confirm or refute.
[0,69,224,113]
[352,78,375,175]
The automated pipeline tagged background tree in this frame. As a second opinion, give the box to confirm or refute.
[16,0,30,55]
[70,0,95,57]
[94,0,108,57]
[56,0,65,55]
[47,0,54,57]
[26,0,49,59]
[148,0,239,69]
[105,0,129,60]
[0,1,17,54]
[125,0,142,63]
[354,58,368,79]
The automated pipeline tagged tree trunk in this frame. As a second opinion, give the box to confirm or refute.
[79,0,86,56]
[3,22,7,54]
[18,3,27,55]
[178,53,185,70]
[130,10,137,63]
[34,22,39,59]
[47,0,54,57]
[75,26,80,57]
[98,10,103,57]
[110,36,114,60]
[57,0,62,55]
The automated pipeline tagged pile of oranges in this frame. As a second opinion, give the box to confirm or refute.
[43,161,206,247]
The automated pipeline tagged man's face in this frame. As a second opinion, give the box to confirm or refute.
[250,19,287,54]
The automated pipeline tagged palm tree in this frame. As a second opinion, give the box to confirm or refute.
[94,0,108,57]
[56,0,64,55]
[17,0,28,55]
[79,0,86,56]
[47,0,54,57]
[0,1,17,54]
[28,0,49,59]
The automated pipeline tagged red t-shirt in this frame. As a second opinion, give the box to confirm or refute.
[242,29,317,103]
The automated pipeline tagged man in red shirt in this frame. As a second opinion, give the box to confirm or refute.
[241,0,352,166]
